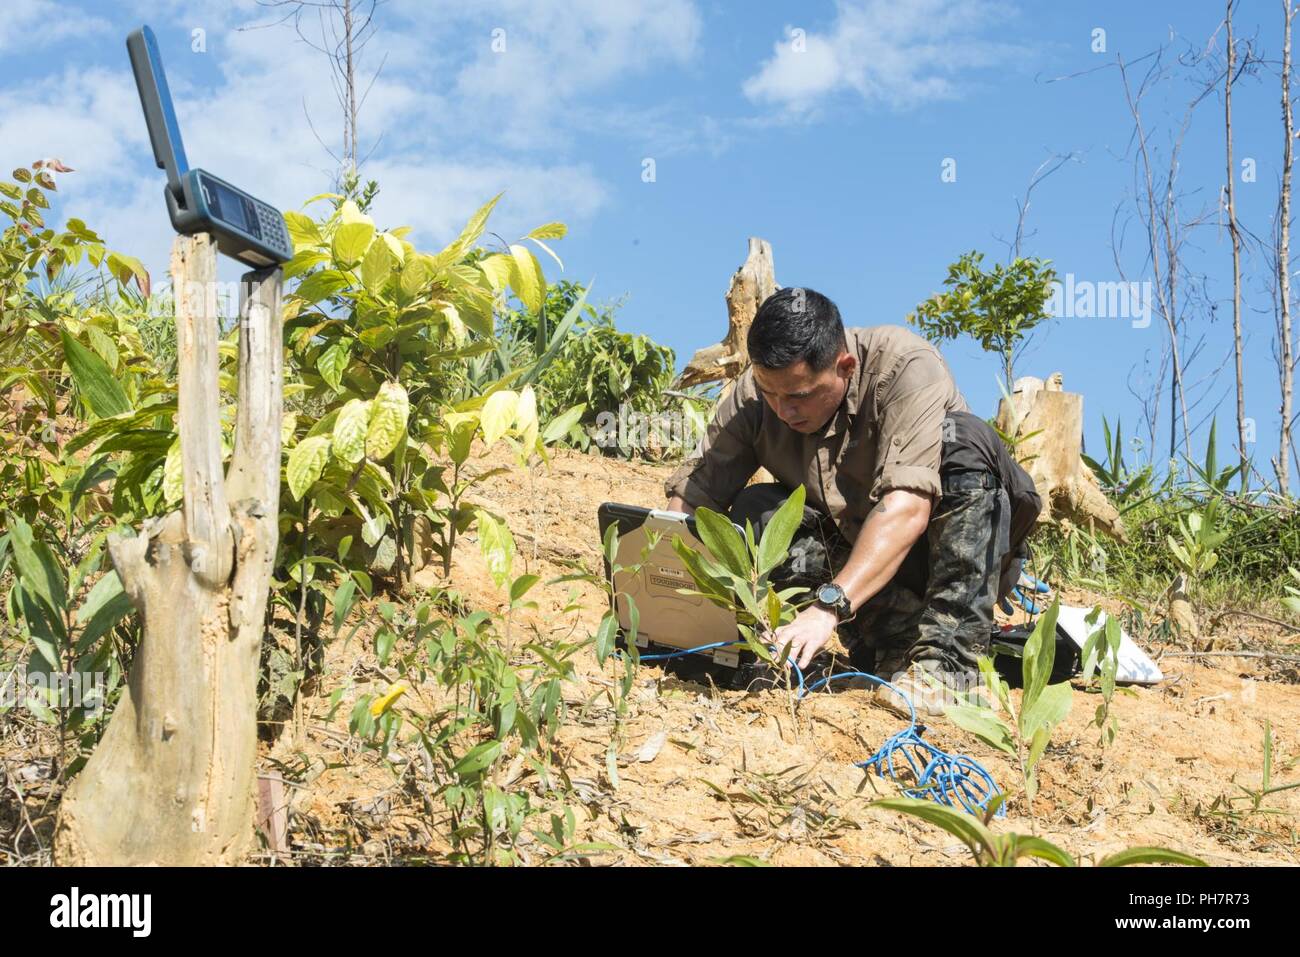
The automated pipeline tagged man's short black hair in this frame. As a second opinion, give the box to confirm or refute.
[747,287,846,372]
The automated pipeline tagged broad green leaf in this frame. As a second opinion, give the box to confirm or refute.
[1006,835,1075,867]
[316,341,350,393]
[332,221,375,264]
[542,403,586,445]
[1021,597,1060,713]
[9,518,67,618]
[480,390,520,446]
[73,574,131,655]
[870,798,996,861]
[365,381,409,459]
[756,485,806,577]
[287,435,331,500]
[694,507,751,580]
[1021,680,1073,741]
[332,398,370,464]
[945,704,1017,756]
[1098,847,1207,867]
[594,612,618,664]
[510,574,540,602]
[61,329,129,418]
[293,268,350,305]
[332,578,357,636]
[453,739,502,779]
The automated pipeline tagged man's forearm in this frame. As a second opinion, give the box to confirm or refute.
[832,489,932,612]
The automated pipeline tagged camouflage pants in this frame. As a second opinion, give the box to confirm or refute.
[727,474,1011,676]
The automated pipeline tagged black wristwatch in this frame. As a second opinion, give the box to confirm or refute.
[815,583,853,622]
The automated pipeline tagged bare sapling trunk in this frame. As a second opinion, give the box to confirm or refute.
[1226,4,1249,490]
[1280,0,1296,492]
[54,234,283,865]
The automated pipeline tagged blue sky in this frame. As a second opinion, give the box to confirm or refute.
[4,0,1297,488]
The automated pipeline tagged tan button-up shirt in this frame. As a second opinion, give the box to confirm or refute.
[664,325,970,544]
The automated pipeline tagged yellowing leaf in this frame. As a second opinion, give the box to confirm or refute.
[477,509,515,588]
[360,238,393,293]
[333,398,371,464]
[163,438,183,506]
[283,210,322,251]
[526,222,567,240]
[332,221,375,264]
[381,233,405,264]
[480,390,519,446]
[370,682,408,717]
[287,435,331,500]
[281,413,297,446]
[509,244,544,313]
[479,253,513,293]
[441,303,466,344]
[365,381,409,460]
[516,385,539,454]
[337,199,373,227]
[399,256,428,298]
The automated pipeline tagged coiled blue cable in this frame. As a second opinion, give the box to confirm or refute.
[627,638,1003,817]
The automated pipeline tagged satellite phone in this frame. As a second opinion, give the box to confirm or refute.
[127,25,292,267]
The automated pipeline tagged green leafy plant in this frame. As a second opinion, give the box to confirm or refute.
[1078,606,1126,751]
[1283,567,1300,616]
[344,522,604,865]
[907,250,1057,388]
[1,516,131,777]
[1082,415,1155,508]
[1187,720,1299,851]
[668,485,810,664]
[944,599,1072,820]
[873,796,1205,867]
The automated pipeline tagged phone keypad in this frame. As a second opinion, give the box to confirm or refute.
[255,203,291,255]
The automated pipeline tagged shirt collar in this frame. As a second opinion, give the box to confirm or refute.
[821,335,864,439]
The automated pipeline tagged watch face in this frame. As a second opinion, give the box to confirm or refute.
[818,584,842,604]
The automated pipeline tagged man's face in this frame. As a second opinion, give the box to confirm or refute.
[752,352,856,434]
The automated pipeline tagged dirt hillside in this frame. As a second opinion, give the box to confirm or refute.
[263,443,1300,866]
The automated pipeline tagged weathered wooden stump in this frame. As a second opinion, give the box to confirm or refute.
[54,234,283,865]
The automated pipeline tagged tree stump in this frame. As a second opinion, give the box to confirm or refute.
[995,372,1127,541]
[54,234,283,865]
[675,237,777,391]
[675,237,778,486]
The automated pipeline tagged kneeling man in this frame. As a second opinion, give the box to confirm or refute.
[665,287,1040,716]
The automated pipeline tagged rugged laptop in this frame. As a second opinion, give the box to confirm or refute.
[597,503,749,669]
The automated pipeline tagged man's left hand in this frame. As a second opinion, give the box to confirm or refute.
[772,604,839,670]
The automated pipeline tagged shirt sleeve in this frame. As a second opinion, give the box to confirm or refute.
[869,349,952,501]
[664,375,761,512]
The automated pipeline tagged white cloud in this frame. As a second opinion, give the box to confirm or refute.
[743,0,1032,114]
[0,0,110,52]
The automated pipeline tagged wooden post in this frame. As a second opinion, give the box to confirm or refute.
[54,234,283,865]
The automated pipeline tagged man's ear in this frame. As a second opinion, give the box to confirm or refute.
[836,350,857,380]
